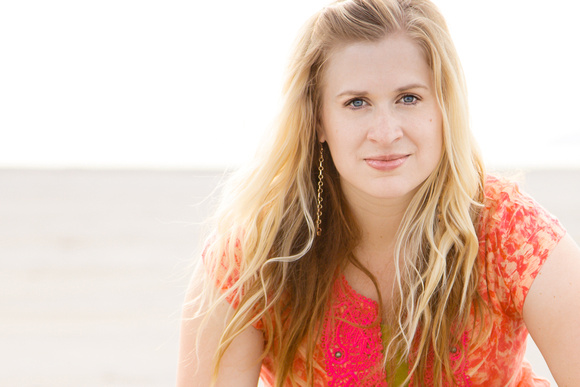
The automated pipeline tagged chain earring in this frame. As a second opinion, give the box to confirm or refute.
[316,143,324,236]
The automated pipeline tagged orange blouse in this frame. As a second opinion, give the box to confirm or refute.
[209,175,565,386]
[464,175,565,386]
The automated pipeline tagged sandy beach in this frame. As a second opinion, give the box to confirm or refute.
[1,168,578,386]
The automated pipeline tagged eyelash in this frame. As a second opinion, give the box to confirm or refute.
[346,98,367,109]
[399,94,420,105]
[345,94,420,109]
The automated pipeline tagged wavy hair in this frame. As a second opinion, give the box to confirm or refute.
[195,0,487,385]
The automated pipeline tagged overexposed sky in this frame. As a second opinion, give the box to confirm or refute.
[1,0,579,169]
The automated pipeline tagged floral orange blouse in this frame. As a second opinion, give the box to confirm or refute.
[211,175,565,386]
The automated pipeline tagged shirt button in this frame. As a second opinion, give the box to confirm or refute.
[450,346,457,354]
[334,351,342,358]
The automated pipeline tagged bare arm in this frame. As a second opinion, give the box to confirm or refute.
[523,233,580,386]
[176,276,264,387]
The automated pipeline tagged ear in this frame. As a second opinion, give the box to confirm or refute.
[316,117,327,143]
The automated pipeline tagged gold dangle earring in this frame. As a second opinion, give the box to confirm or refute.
[316,143,324,236]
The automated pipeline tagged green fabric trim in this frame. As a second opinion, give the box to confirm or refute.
[381,324,409,386]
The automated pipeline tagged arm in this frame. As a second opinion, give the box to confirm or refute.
[176,276,264,387]
[523,233,580,386]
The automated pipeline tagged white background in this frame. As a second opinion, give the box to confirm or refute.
[1,0,579,169]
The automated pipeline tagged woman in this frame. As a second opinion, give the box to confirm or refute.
[177,0,580,385]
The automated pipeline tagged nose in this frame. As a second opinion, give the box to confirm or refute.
[366,107,403,144]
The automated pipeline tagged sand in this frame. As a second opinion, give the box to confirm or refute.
[1,168,577,386]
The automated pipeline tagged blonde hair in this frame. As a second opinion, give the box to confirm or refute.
[196,0,487,385]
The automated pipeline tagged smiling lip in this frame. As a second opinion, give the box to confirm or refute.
[365,154,410,171]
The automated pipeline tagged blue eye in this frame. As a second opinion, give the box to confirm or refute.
[348,99,365,108]
[401,95,418,104]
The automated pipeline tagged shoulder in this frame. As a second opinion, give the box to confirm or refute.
[480,174,564,242]
[482,174,541,219]
[477,174,566,317]
[201,236,245,307]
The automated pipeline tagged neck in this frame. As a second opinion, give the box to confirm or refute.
[340,182,415,309]
[342,183,414,257]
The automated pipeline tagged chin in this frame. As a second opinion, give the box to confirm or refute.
[366,185,415,200]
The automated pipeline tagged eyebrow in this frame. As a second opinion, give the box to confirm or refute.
[335,83,429,98]
[395,83,429,93]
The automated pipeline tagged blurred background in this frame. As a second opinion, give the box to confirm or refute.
[1,0,578,385]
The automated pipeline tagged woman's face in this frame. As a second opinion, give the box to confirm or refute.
[319,33,443,205]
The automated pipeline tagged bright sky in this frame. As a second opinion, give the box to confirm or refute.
[1,1,579,169]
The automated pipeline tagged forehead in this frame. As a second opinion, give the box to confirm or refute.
[322,34,432,94]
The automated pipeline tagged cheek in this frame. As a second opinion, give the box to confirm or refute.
[416,114,443,158]
[323,125,362,160]
[428,109,444,141]
[432,120,444,160]
[320,112,345,146]
[321,128,353,171]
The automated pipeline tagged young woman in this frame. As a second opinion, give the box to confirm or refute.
[177,0,580,386]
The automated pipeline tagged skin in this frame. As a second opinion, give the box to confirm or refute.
[319,33,443,308]
[176,272,264,387]
[319,34,443,206]
[523,234,580,386]
[176,32,580,386]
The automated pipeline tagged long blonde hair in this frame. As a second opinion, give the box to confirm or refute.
[196,0,487,385]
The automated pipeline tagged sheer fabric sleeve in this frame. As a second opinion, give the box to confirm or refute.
[201,239,265,330]
[481,176,566,318]
[201,240,243,308]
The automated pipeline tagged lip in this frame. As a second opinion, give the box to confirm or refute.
[364,154,410,171]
